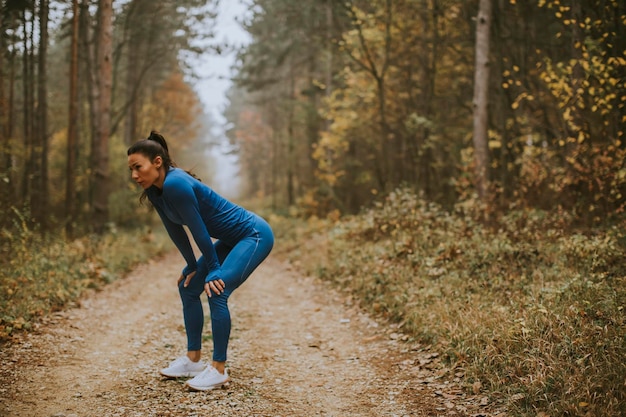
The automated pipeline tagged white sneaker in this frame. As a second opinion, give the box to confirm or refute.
[159,356,205,378]
[185,366,230,391]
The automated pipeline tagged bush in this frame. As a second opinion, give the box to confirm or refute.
[0,209,170,342]
[279,188,626,416]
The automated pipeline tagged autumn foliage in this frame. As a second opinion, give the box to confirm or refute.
[229,0,625,224]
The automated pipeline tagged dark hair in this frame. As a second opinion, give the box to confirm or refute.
[127,130,175,171]
[127,131,199,204]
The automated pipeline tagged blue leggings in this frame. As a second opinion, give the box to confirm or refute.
[177,215,274,362]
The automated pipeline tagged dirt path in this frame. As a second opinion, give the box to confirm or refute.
[0,252,501,417]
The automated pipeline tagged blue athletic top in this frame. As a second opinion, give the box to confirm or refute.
[146,167,255,282]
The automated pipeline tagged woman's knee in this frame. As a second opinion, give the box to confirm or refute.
[178,280,203,304]
[256,216,275,252]
[208,294,230,321]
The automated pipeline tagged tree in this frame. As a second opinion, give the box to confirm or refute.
[495,0,626,222]
[313,0,475,211]
[0,0,22,211]
[65,0,79,235]
[232,0,348,211]
[115,0,218,144]
[33,0,49,226]
[0,1,7,215]
[472,0,491,202]
[0,0,218,233]
[342,0,394,193]
[21,2,35,209]
[92,0,113,231]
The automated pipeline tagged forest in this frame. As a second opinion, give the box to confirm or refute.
[1,0,625,416]
[1,0,625,228]
[228,0,625,223]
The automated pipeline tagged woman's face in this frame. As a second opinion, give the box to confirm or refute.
[128,152,164,189]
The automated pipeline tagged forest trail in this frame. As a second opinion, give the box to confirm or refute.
[0,252,497,417]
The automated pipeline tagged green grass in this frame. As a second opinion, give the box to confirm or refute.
[271,189,626,417]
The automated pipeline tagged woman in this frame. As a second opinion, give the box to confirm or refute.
[127,131,274,391]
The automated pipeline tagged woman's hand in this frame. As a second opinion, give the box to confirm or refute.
[204,279,225,297]
[177,270,196,287]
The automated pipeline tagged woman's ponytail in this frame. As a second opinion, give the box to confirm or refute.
[148,130,201,182]
[147,131,169,155]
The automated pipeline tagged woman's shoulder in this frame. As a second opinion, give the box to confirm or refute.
[163,168,194,191]
[165,167,192,183]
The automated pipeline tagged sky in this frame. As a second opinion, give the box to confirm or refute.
[195,1,251,126]
[193,1,251,198]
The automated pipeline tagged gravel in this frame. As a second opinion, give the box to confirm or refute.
[0,252,506,416]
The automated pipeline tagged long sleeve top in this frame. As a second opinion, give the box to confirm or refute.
[146,167,255,281]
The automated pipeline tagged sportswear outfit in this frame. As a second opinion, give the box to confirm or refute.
[147,167,274,364]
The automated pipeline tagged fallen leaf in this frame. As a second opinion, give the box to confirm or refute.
[472,381,482,394]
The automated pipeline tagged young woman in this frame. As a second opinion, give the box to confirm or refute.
[127,131,274,391]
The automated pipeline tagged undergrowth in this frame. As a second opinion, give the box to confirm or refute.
[3,189,625,415]
[0,213,170,343]
[271,188,626,417]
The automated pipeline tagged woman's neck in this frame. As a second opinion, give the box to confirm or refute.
[153,167,168,189]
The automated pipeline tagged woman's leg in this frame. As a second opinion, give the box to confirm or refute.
[178,261,208,353]
[208,215,274,365]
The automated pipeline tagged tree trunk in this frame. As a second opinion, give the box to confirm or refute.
[122,0,143,145]
[305,55,319,188]
[66,0,80,235]
[271,108,279,210]
[0,16,3,139]
[92,0,113,232]
[123,50,140,145]
[286,58,295,206]
[21,10,34,208]
[322,0,339,210]
[0,8,7,219]
[35,0,49,227]
[568,0,584,143]
[378,0,392,193]
[414,1,439,198]
[6,48,16,203]
[83,0,100,218]
[0,14,5,165]
[472,0,492,201]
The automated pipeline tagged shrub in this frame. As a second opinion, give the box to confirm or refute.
[278,187,626,416]
[0,209,170,342]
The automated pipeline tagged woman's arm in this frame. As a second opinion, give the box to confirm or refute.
[153,204,198,276]
[165,181,221,280]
